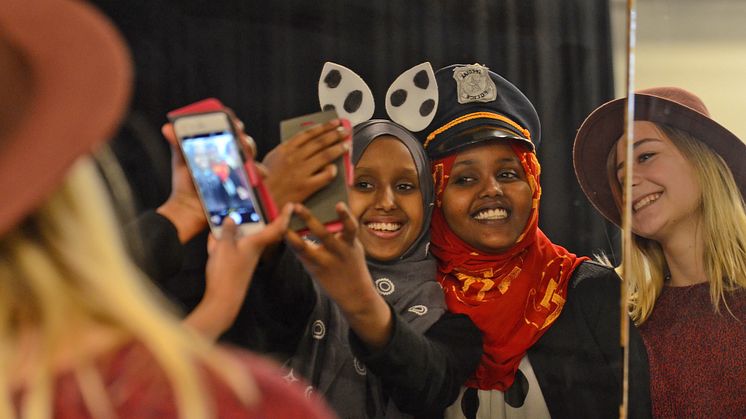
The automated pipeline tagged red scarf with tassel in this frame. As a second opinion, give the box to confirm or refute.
[431,143,587,391]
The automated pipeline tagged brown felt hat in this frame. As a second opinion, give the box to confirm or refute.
[573,87,746,226]
[0,0,132,235]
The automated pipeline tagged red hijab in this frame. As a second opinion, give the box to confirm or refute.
[431,143,587,391]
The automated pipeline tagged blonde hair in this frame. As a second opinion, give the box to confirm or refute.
[0,158,255,418]
[607,124,746,324]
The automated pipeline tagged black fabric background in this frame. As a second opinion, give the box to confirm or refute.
[94,0,621,268]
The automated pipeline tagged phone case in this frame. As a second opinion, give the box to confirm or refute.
[279,110,352,234]
[167,97,225,120]
[244,158,279,221]
[167,98,280,222]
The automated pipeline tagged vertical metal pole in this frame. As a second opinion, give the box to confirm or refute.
[620,0,637,418]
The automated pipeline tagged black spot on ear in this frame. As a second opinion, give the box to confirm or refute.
[505,369,529,408]
[324,70,342,88]
[322,104,336,112]
[419,99,435,116]
[390,89,408,107]
[413,70,429,89]
[343,90,363,113]
[461,387,479,419]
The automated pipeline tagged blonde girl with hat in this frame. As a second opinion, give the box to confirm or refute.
[405,64,652,418]
[574,87,746,417]
[0,1,334,418]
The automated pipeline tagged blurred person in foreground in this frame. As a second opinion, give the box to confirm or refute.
[0,1,335,417]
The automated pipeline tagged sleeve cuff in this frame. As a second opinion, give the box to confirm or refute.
[348,302,410,364]
[125,209,184,284]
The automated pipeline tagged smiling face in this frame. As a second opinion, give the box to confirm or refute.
[614,121,702,243]
[441,142,533,254]
[349,136,424,261]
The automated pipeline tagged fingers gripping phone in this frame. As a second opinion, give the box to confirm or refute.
[170,108,266,237]
[280,110,352,234]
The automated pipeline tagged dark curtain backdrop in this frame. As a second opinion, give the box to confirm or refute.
[95,0,620,261]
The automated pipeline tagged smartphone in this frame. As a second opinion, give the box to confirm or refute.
[280,109,351,233]
[172,111,266,237]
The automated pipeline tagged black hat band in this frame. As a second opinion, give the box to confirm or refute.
[424,111,532,150]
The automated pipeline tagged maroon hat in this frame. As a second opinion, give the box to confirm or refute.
[0,0,132,235]
[573,87,746,226]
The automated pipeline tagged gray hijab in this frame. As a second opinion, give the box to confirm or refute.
[352,119,444,334]
[286,119,446,418]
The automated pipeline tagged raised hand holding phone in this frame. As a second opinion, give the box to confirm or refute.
[263,117,350,212]
[285,202,393,349]
[160,99,261,242]
[272,110,352,234]
[170,109,266,238]
[186,203,293,339]
[156,122,208,244]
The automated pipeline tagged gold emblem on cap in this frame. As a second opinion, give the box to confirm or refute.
[452,64,497,104]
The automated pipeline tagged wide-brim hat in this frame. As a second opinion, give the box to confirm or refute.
[573,87,746,226]
[414,64,541,160]
[0,0,132,235]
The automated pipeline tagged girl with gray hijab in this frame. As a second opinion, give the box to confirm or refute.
[254,119,482,418]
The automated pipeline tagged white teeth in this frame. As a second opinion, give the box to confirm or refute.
[367,222,402,232]
[633,193,662,212]
[473,208,508,220]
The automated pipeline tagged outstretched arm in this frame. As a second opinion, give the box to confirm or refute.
[184,204,293,340]
[285,203,394,350]
[286,203,482,414]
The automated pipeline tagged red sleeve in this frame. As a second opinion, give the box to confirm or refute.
[213,350,338,419]
[46,342,336,419]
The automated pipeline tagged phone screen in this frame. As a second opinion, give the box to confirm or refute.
[181,130,262,227]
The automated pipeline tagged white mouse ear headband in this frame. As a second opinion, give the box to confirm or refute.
[318,62,375,126]
[318,61,438,131]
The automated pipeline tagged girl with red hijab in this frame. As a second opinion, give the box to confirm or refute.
[407,64,652,418]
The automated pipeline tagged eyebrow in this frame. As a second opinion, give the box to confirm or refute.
[355,165,419,177]
[615,138,662,172]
